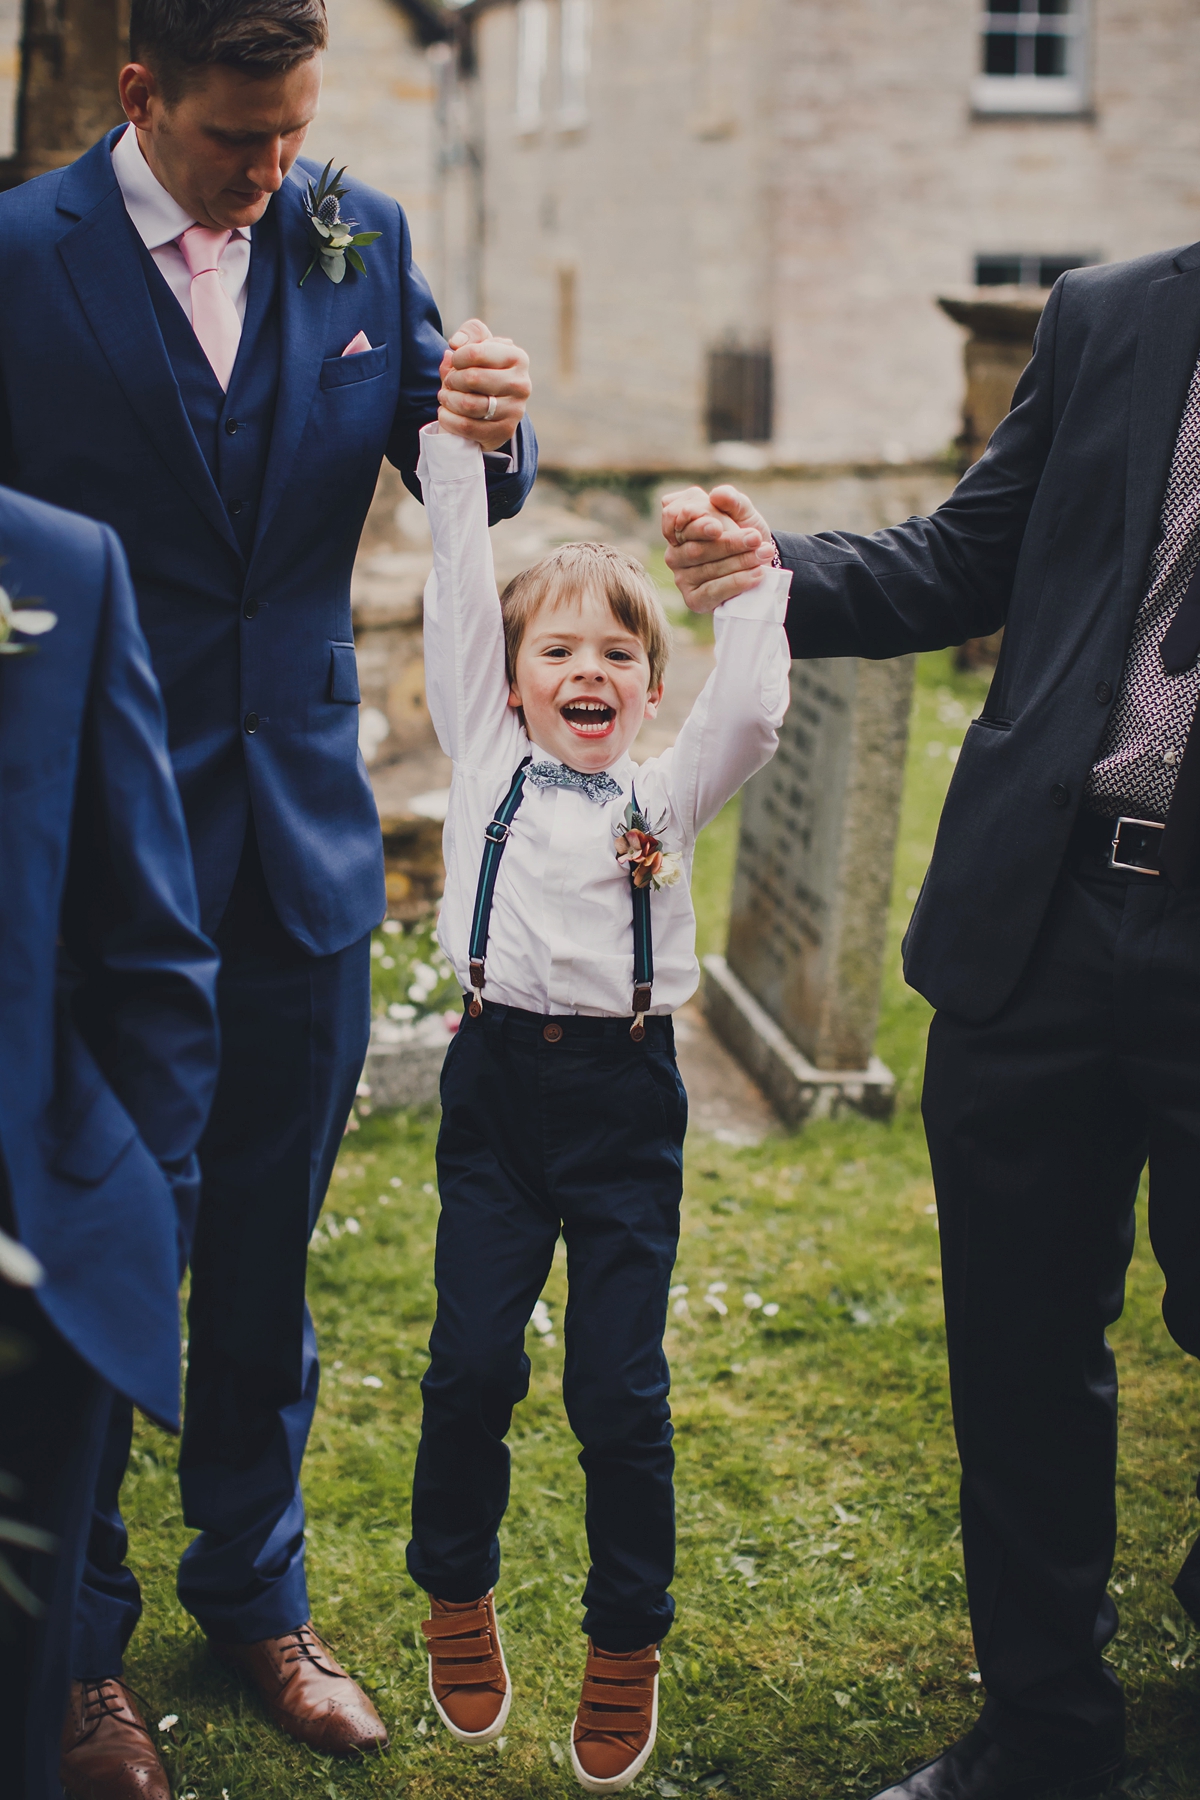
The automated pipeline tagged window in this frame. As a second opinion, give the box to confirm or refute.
[515,0,549,133]
[976,252,1098,287]
[973,0,1090,116]
[707,348,773,446]
[558,0,591,130]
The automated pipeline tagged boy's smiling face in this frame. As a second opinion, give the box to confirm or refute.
[508,587,664,772]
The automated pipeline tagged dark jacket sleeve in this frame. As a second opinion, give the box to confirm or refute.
[779,276,1064,660]
[57,525,220,1253]
[384,203,538,524]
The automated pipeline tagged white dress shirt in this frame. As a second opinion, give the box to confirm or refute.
[111,122,252,330]
[419,425,792,1018]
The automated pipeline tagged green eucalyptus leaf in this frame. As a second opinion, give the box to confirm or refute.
[0,643,32,656]
[350,232,382,247]
[345,248,366,276]
[322,252,348,285]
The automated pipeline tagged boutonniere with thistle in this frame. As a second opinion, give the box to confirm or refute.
[614,801,683,891]
[299,161,382,287]
[0,575,56,657]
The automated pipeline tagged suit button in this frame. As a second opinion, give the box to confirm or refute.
[244,712,259,735]
[1096,681,1113,704]
[225,418,239,435]
[542,1023,564,1043]
[230,500,244,516]
[1051,782,1070,808]
[244,598,259,620]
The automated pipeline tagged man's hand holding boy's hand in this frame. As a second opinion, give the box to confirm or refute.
[439,318,532,453]
[662,484,777,613]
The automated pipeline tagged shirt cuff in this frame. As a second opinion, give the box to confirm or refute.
[416,420,485,484]
[714,565,791,625]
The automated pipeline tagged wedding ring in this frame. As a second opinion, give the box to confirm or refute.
[484,395,499,422]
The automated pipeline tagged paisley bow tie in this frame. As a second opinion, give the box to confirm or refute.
[525,761,624,804]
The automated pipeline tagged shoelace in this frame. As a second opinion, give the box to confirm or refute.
[76,1679,151,1747]
[276,1622,342,1678]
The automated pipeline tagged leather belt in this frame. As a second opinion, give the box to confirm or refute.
[1070,810,1165,876]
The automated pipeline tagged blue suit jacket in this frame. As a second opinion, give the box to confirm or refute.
[0,485,220,1429]
[0,132,537,955]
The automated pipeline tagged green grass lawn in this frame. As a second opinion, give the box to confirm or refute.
[123,651,1200,1799]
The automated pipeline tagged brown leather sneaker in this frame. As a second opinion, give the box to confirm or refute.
[421,1591,512,1743]
[60,1678,171,1800]
[571,1640,660,1793]
[209,1620,388,1757]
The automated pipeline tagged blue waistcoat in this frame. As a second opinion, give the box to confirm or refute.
[137,208,281,565]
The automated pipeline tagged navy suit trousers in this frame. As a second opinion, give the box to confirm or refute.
[922,838,1200,1767]
[407,1002,686,1652]
[72,831,370,1668]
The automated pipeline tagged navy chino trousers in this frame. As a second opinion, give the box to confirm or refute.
[923,836,1200,1769]
[72,829,372,1671]
[407,1001,687,1652]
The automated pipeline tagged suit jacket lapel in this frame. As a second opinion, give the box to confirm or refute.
[1122,255,1200,623]
[252,171,335,556]
[55,151,241,564]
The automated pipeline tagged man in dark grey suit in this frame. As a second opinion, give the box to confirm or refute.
[663,247,1200,1799]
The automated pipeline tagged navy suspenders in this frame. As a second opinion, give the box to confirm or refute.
[465,762,655,1040]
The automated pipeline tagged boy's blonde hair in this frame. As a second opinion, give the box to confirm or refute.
[499,541,672,691]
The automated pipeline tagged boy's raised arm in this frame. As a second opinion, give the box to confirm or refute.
[663,565,793,838]
[417,423,518,768]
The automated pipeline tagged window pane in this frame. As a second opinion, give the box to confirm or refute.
[1034,32,1067,76]
[707,349,774,444]
[984,32,1019,75]
[976,256,1024,286]
[987,0,1023,13]
[1038,0,1071,14]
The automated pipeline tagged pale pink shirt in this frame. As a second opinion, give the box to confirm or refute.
[419,425,792,1018]
[111,122,252,332]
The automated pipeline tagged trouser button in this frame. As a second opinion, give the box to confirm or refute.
[543,1023,564,1043]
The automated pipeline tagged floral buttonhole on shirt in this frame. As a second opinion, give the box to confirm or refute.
[614,801,683,891]
[299,161,382,287]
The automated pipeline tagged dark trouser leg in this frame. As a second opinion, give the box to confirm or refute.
[924,866,1158,1766]
[407,1017,562,1602]
[70,1396,140,1678]
[407,1010,683,1650]
[174,834,370,1644]
[0,1280,110,1800]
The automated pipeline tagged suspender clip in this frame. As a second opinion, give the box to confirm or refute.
[484,819,511,844]
[468,956,485,1018]
[630,982,653,1041]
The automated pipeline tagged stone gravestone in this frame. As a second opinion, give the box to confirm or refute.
[703,654,914,1126]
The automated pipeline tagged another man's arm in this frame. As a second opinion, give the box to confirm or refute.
[664,278,1065,658]
[385,209,536,524]
[58,526,220,1252]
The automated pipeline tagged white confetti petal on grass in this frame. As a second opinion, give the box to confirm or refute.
[345,1218,361,1235]
[673,1299,690,1319]
[925,1203,938,1215]
[423,1183,434,1195]
[743,1292,763,1309]
[704,1294,728,1317]
[669,1283,689,1298]
[158,1715,178,1732]
[383,918,401,936]
[762,1303,779,1318]
[706,1281,727,1294]
[530,1299,554,1336]
[362,1376,383,1389]
[390,1177,403,1188]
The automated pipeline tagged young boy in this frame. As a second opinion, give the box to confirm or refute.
[407,409,790,1793]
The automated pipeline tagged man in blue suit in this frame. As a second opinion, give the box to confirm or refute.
[0,486,219,1800]
[0,0,536,1784]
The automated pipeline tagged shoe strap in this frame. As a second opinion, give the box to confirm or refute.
[584,1654,659,1685]
[422,1605,491,1642]
[432,1652,505,1687]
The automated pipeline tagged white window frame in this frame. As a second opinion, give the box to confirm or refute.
[515,0,550,134]
[972,0,1091,117]
[558,0,592,131]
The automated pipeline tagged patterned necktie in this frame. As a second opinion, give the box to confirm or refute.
[177,224,241,392]
[525,761,623,804]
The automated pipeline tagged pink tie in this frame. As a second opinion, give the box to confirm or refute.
[178,225,241,392]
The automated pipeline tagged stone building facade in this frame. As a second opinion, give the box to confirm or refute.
[441,0,1200,471]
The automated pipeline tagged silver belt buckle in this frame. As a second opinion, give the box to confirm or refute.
[1110,815,1165,874]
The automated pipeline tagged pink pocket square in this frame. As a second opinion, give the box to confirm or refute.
[342,331,372,357]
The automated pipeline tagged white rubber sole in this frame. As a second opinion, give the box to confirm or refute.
[428,1607,513,1745]
[569,1666,659,1794]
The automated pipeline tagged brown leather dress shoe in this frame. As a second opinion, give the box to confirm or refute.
[421,1591,512,1743]
[60,1678,171,1800]
[209,1620,387,1756]
[571,1640,660,1793]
